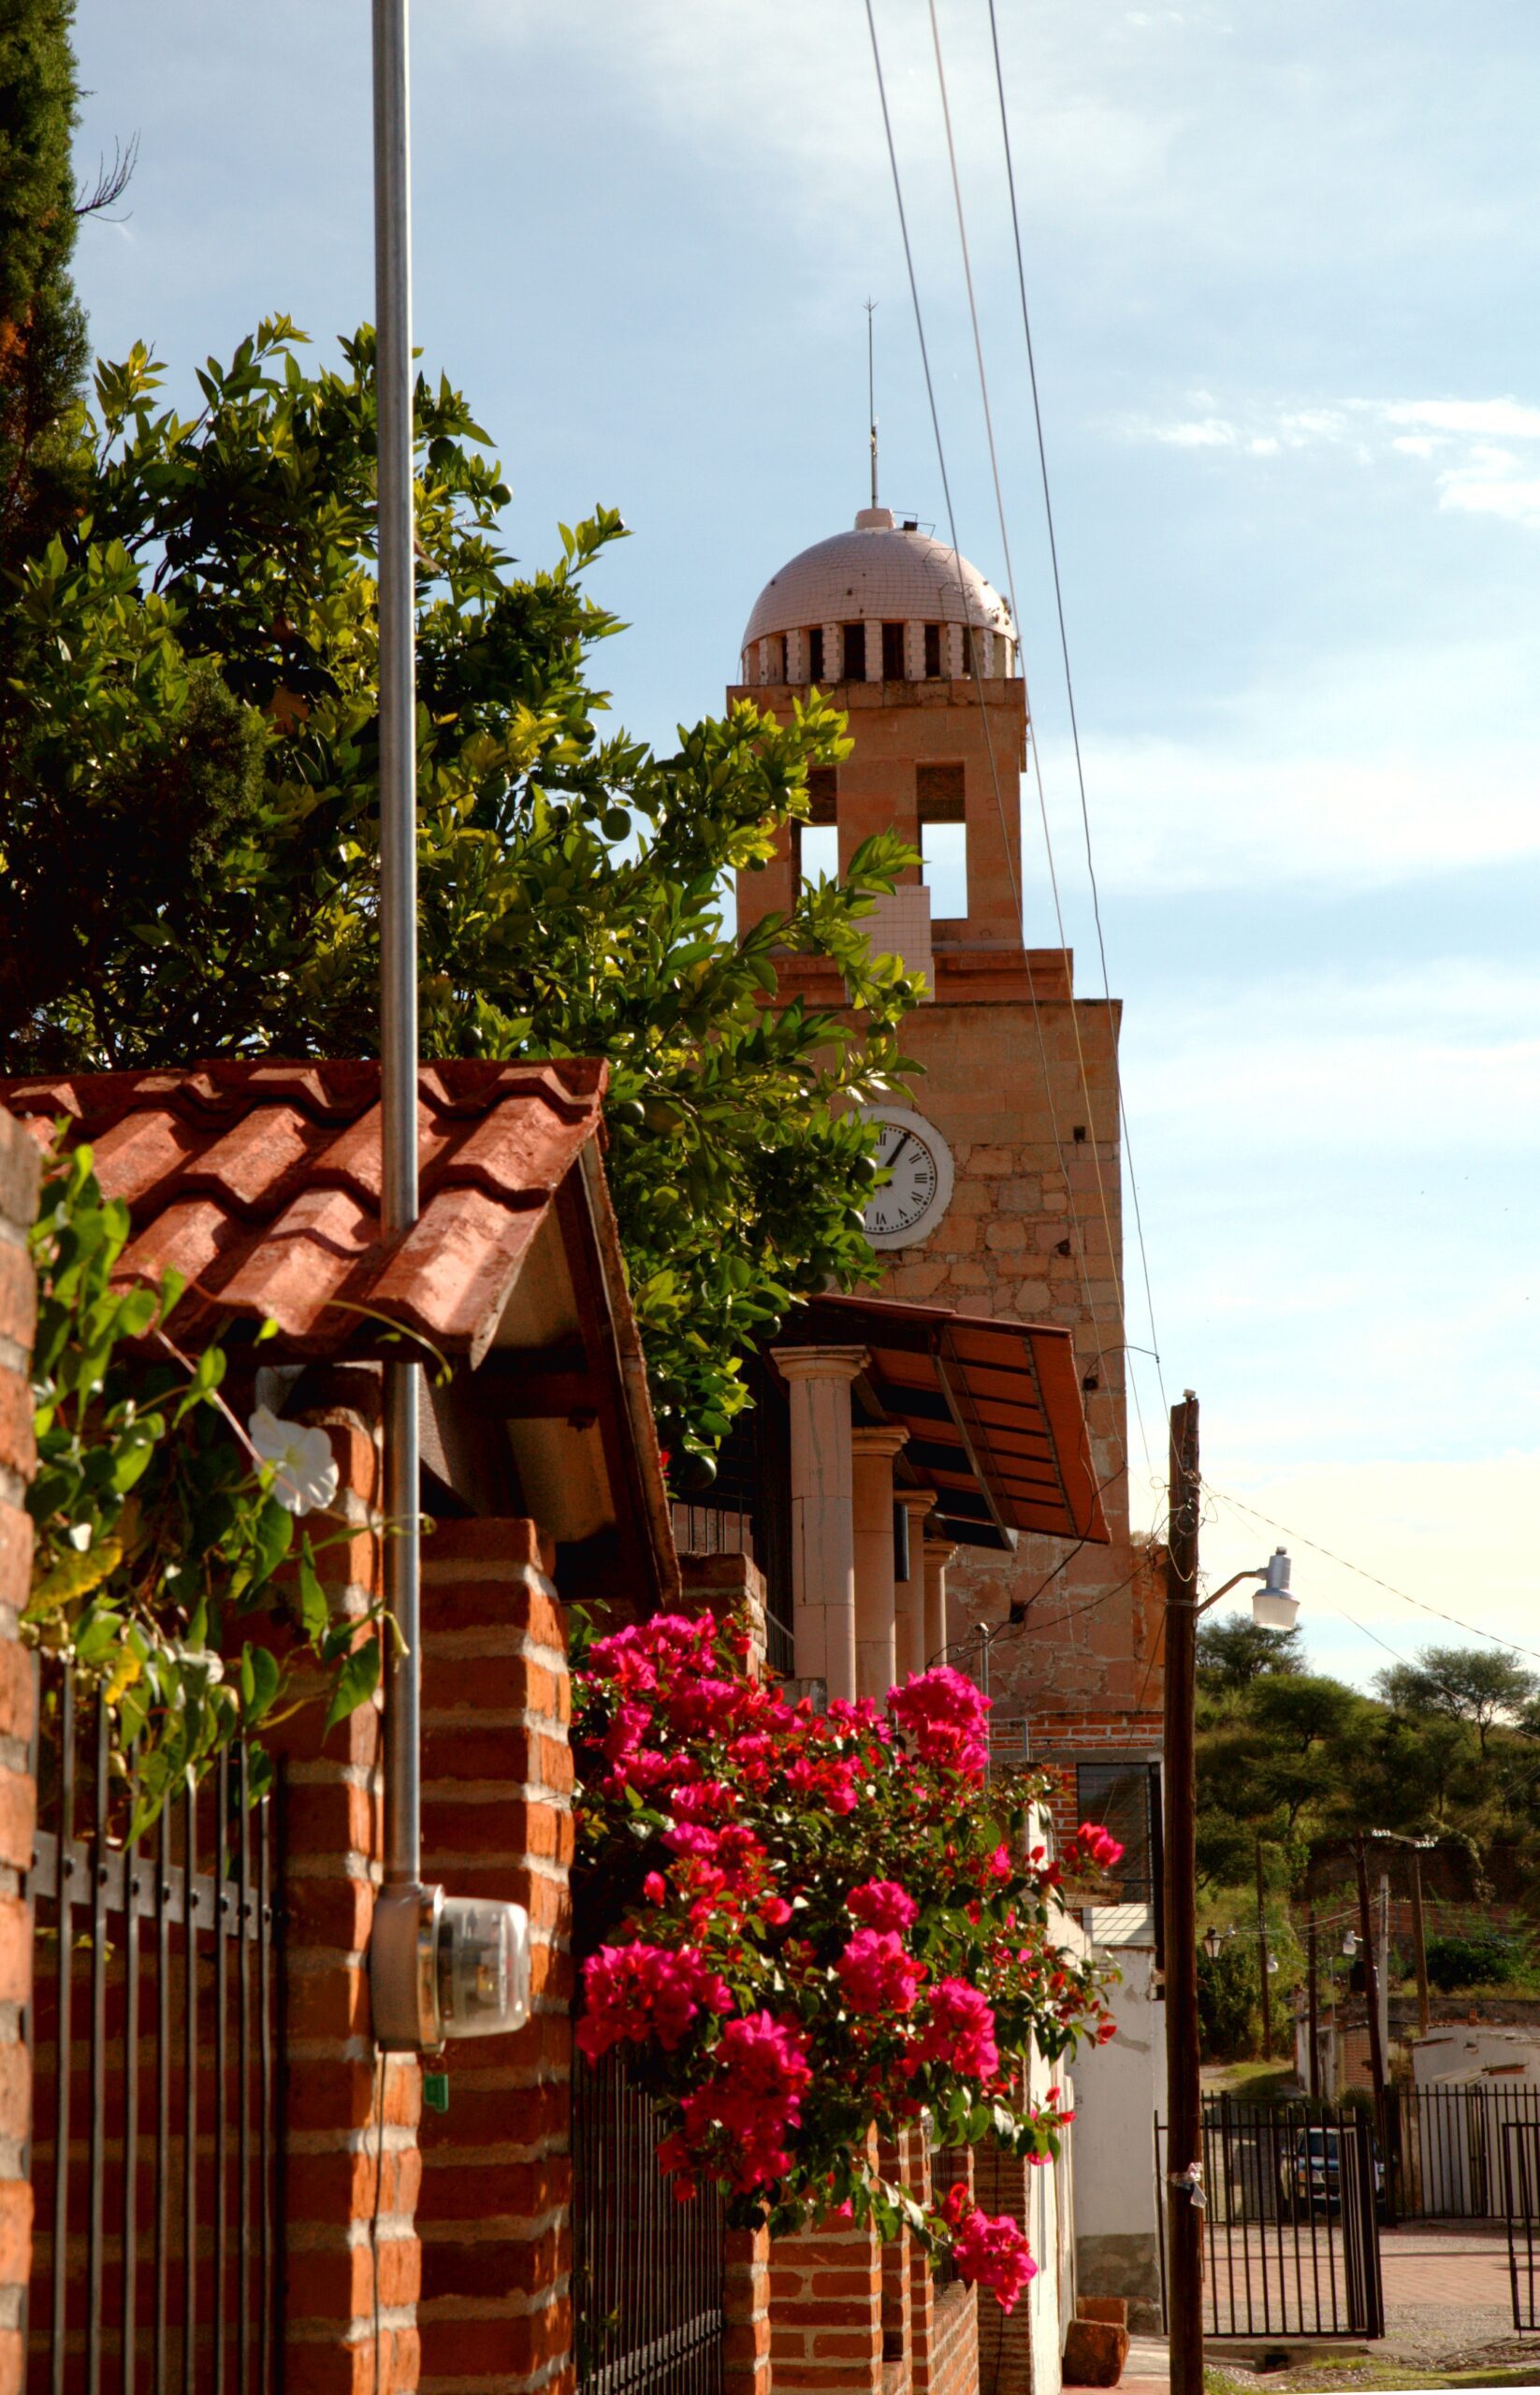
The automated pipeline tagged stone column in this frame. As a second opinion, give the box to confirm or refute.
[851,1427,908,1704]
[923,1535,957,1672]
[772,1346,866,1704]
[893,1490,937,1685]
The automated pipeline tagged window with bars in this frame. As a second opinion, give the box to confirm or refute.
[1075,1761,1159,1907]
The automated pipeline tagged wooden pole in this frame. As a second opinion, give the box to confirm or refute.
[1410,1847,1431,2039]
[1307,1909,1320,2099]
[1163,1392,1203,2395]
[1256,1839,1272,2062]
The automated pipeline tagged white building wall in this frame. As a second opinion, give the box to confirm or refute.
[1064,1939,1167,2330]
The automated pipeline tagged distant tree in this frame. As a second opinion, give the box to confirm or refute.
[0,0,90,587]
[1197,1615,1304,1695]
[1197,1938,1257,2061]
[1374,1646,1538,1756]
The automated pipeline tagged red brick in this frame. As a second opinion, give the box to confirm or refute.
[0,2179,31,2282]
[417,2154,571,2221]
[0,2042,29,2145]
[0,1247,34,1355]
[424,1517,549,1575]
[0,1901,29,2005]
[0,1377,34,1484]
[0,1115,40,1237]
[0,1505,30,1612]
[0,2326,21,2395]
[419,2228,564,2302]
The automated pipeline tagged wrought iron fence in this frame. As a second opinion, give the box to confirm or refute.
[1385,2084,1540,2222]
[25,1659,283,2392]
[1502,2118,1540,2331]
[572,2048,725,2395]
[1156,2103,1384,2340]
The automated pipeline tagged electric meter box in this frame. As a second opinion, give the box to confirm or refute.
[371,1883,531,2053]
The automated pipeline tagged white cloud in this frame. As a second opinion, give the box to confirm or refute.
[1386,398,1540,441]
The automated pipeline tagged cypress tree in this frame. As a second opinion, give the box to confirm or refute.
[0,0,89,578]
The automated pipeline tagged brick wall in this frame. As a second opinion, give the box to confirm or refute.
[416,1518,574,2395]
[0,1112,37,2395]
[768,2198,883,2395]
[270,1372,422,2395]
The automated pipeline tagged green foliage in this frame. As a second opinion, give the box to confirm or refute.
[0,321,921,1459]
[1197,1938,1258,2061]
[0,0,90,582]
[1374,1646,1538,1755]
[1197,1616,1303,1694]
[27,1139,385,1829]
[1423,1932,1521,1994]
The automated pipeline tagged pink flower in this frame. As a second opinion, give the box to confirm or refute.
[673,2012,813,2192]
[577,1941,731,2058]
[848,1880,919,1934]
[643,1872,667,1904]
[951,2203,1038,2311]
[1077,1822,1126,1871]
[986,1843,1012,1881]
[888,1667,992,1781]
[915,1978,999,2080]
[663,1821,721,1861]
[836,1928,927,2016]
[762,1896,792,1927]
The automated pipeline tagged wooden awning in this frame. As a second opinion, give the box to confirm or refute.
[776,1293,1110,1551]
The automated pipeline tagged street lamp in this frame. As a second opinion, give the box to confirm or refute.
[1203,1927,1223,1961]
[1163,1392,1302,2395]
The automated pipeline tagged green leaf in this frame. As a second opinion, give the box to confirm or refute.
[324,1638,381,1734]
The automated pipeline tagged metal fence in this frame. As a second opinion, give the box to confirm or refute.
[572,2049,725,2395]
[1502,2119,1540,2332]
[25,1662,283,2392]
[1156,2104,1384,2340]
[1385,2084,1540,2222]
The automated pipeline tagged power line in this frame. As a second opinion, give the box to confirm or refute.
[1209,1485,1540,1671]
[984,0,1170,1440]
[862,0,1128,1511]
[923,0,1150,1481]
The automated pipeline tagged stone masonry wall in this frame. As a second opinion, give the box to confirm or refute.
[0,1111,38,2395]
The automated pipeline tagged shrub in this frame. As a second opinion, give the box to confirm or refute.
[1424,1932,1520,1993]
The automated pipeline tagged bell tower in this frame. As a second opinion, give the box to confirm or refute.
[730,501,1167,2317]
[734,505,1029,980]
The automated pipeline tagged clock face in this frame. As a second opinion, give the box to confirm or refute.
[861,1107,954,1251]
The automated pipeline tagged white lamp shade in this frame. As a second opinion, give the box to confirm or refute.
[1252,1589,1300,1631]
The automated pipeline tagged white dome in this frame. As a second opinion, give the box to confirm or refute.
[741,507,1012,650]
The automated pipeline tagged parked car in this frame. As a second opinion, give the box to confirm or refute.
[1279,2124,1385,2212]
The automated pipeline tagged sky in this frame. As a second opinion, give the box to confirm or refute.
[70,0,1540,1689]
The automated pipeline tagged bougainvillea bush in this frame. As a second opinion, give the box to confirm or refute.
[572,1611,1123,2308]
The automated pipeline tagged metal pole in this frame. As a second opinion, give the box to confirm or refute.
[1378,1870,1391,2070]
[1353,1838,1388,2137]
[1307,1909,1320,2100]
[373,0,421,1892]
[1163,1391,1203,2395]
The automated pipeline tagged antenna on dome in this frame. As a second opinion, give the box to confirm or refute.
[865,297,879,509]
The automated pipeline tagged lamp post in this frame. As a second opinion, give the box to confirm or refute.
[1163,1391,1300,2395]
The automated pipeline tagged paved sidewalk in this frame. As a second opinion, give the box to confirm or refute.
[1120,2331,1169,2392]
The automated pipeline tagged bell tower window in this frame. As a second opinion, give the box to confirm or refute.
[923,623,942,678]
[807,626,824,684]
[841,622,866,682]
[917,762,967,920]
[880,621,906,681]
[794,765,839,885]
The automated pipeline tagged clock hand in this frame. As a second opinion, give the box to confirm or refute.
[883,1130,914,1176]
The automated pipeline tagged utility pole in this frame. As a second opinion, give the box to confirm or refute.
[1256,1839,1272,2062]
[1378,1871,1392,2066]
[1307,1909,1320,2100]
[1163,1392,1204,2395]
[1353,1837,1388,2141]
[1409,1844,1431,2039]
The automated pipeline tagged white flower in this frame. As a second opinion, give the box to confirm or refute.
[248,1406,340,1517]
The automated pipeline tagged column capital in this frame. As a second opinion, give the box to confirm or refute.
[896,1488,938,1521]
[851,1424,908,1461]
[923,1534,959,1568]
[772,1343,868,1386]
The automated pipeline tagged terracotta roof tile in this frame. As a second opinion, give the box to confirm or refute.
[0,1059,608,1361]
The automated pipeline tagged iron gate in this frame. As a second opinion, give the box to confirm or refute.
[1156,2105,1384,2340]
[1503,2119,1540,2331]
[26,1662,283,2391]
[1387,2085,1540,2221]
[572,2049,726,2395]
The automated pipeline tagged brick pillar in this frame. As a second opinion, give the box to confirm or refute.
[878,2132,913,2369]
[273,1374,423,2395]
[416,1518,574,2395]
[973,2111,1032,2395]
[769,2177,883,2395]
[0,1111,37,2394]
[724,2225,771,2395]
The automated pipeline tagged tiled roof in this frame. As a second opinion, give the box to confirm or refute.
[1,1060,606,1365]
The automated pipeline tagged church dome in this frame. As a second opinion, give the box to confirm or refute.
[738,508,1014,687]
